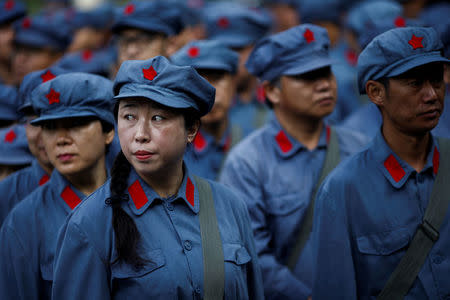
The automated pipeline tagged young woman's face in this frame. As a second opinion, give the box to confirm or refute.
[41,118,114,177]
[118,99,197,179]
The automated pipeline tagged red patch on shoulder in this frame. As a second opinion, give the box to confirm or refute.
[433,147,440,175]
[275,130,292,153]
[193,131,207,152]
[384,154,406,182]
[39,174,50,186]
[128,180,148,210]
[186,177,195,207]
[61,186,82,210]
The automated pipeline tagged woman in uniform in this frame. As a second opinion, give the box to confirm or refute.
[52,56,264,299]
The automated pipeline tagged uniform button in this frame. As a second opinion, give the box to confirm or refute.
[166,203,174,211]
[433,255,443,264]
[184,240,192,251]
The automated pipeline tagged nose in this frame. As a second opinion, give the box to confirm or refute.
[55,128,73,146]
[315,77,332,92]
[422,80,439,103]
[134,119,150,144]
[124,43,139,60]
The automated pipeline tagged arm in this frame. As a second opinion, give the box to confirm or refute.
[311,185,358,300]
[52,220,111,300]
[220,154,310,299]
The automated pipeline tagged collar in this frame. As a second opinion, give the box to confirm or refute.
[50,170,85,212]
[372,131,440,189]
[271,118,329,159]
[31,159,50,186]
[192,127,232,155]
[126,166,200,216]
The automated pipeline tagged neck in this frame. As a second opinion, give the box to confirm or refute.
[202,118,228,143]
[0,62,11,85]
[141,160,184,198]
[38,160,54,176]
[65,157,108,196]
[382,121,431,173]
[275,109,324,150]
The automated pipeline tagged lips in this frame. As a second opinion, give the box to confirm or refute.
[419,108,441,118]
[133,150,154,160]
[57,153,75,162]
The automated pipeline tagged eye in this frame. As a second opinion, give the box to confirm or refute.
[408,79,422,87]
[152,115,165,122]
[123,114,135,121]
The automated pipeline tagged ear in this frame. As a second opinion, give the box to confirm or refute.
[263,80,281,106]
[187,119,200,143]
[366,80,387,107]
[104,128,115,146]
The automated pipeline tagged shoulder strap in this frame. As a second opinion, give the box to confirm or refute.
[194,175,225,300]
[287,127,341,270]
[378,137,450,300]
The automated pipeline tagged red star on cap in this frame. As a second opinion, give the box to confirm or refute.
[22,17,31,29]
[4,129,16,143]
[217,17,229,29]
[408,34,424,50]
[82,50,93,62]
[143,66,157,81]
[304,28,315,43]
[41,70,56,82]
[394,16,406,27]
[4,0,14,10]
[188,46,200,58]
[124,4,135,15]
[46,88,60,105]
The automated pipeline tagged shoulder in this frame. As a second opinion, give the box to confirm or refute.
[206,179,249,217]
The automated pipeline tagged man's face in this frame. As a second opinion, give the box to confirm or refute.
[0,23,15,62]
[272,67,337,120]
[381,63,446,135]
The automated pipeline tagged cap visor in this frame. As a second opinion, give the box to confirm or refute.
[386,53,450,78]
[283,57,334,76]
[31,111,99,125]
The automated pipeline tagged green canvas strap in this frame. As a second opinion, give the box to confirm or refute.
[377,138,450,300]
[194,175,225,300]
[287,127,341,270]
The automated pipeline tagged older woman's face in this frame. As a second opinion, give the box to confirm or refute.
[118,99,196,179]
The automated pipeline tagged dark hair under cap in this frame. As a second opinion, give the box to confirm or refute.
[113,55,215,117]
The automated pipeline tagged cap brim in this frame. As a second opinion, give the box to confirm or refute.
[282,57,334,77]
[31,111,101,125]
[114,91,199,112]
[386,53,450,78]
[112,19,173,36]
[14,30,64,51]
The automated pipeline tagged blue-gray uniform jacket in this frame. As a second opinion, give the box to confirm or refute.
[0,170,86,300]
[0,159,49,226]
[52,167,264,299]
[184,128,233,180]
[312,131,449,299]
[219,117,369,299]
[229,94,270,139]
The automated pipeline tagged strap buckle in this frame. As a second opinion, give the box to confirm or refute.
[419,220,440,242]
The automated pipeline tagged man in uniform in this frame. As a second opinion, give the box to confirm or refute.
[220,24,368,300]
[312,26,450,299]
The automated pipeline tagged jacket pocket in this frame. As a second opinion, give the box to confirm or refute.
[356,227,411,255]
[111,248,166,279]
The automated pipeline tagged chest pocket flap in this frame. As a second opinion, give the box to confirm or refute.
[223,243,251,265]
[356,227,411,255]
[111,248,166,279]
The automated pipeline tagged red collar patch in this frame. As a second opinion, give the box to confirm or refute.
[275,130,293,153]
[128,180,148,210]
[326,126,331,144]
[394,16,406,27]
[82,50,93,62]
[4,0,14,10]
[22,17,31,29]
[186,177,195,207]
[408,34,424,50]
[61,186,82,210]
[41,70,56,83]
[46,88,60,105]
[304,28,315,43]
[384,154,406,182]
[345,49,358,66]
[193,131,207,152]
[39,174,50,186]
[433,147,440,175]
[188,46,200,58]
[222,135,231,152]
[4,129,16,143]
[217,17,229,28]
[143,66,157,81]
[124,4,135,15]
[256,84,265,103]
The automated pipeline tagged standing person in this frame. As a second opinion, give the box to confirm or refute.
[220,24,368,300]
[0,67,68,226]
[171,40,239,180]
[0,73,115,299]
[311,27,450,299]
[204,2,272,138]
[52,56,264,299]
[0,0,26,84]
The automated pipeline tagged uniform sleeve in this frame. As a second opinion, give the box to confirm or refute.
[311,184,358,299]
[52,220,111,299]
[220,153,310,299]
[0,225,40,300]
